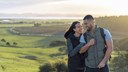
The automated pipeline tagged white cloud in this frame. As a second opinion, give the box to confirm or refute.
[0,0,128,16]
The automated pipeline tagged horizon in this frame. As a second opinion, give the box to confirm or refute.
[0,14,128,19]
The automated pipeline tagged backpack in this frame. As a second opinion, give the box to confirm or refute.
[83,27,111,61]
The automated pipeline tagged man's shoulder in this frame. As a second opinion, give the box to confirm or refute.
[102,28,112,39]
[103,28,111,34]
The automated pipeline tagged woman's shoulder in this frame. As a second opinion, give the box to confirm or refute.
[67,33,74,39]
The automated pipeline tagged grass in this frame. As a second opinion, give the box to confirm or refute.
[0,18,128,72]
[0,47,39,72]
[0,34,64,48]
[0,24,66,72]
[12,25,68,35]
[0,27,65,48]
[0,47,126,72]
[0,24,34,27]
[0,47,66,72]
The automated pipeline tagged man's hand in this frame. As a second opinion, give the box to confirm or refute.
[79,39,95,54]
[87,39,95,46]
[97,61,105,68]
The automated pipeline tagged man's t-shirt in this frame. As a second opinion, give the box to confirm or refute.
[80,28,112,43]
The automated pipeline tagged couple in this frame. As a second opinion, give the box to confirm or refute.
[64,15,113,72]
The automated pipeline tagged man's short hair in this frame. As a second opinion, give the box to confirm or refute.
[83,15,94,20]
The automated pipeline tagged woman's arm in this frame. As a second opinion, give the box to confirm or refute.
[67,38,84,57]
[79,39,95,54]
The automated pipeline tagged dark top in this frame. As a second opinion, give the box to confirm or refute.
[66,33,85,72]
[67,34,85,57]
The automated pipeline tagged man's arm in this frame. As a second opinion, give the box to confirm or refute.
[103,39,113,62]
[98,29,113,68]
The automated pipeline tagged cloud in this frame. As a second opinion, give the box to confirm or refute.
[0,0,65,9]
[0,0,128,16]
[0,0,111,14]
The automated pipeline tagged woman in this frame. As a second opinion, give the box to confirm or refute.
[64,21,94,72]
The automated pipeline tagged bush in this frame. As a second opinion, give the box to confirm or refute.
[6,42,10,46]
[39,59,67,72]
[58,46,67,54]
[54,60,68,72]
[1,39,6,42]
[39,62,56,72]
[49,40,65,47]
[13,42,17,46]
[110,52,128,72]
[34,23,41,27]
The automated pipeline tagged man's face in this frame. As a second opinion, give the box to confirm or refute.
[83,19,94,31]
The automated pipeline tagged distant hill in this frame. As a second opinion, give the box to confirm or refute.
[8,16,128,39]
[0,13,83,18]
[95,16,128,39]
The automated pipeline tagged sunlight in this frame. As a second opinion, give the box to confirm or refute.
[0,0,128,16]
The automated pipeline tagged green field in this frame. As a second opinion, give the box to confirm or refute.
[0,47,66,72]
[0,20,68,72]
[0,17,128,72]
[0,47,125,72]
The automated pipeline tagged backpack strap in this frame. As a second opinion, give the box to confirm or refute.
[82,32,88,58]
[100,27,106,45]
[83,32,87,43]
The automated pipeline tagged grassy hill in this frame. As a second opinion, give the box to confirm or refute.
[0,16,128,72]
[0,47,67,72]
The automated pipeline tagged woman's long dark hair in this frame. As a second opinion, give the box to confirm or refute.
[64,21,80,39]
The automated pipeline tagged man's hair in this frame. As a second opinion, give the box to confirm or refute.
[83,15,94,20]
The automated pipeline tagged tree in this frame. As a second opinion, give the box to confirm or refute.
[6,42,10,46]
[1,39,6,42]
[13,42,17,46]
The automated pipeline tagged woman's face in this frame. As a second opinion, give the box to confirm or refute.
[73,23,83,34]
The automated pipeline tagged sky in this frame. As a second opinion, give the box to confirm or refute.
[0,0,128,17]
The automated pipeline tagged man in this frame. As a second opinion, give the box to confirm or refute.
[79,15,113,72]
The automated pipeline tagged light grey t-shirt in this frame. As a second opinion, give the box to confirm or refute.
[80,28,112,43]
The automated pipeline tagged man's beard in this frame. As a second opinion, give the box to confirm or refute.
[86,27,91,31]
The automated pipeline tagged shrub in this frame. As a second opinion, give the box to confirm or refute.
[13,42,17,46]
[1,65,6,71]
[58,46,67,54]
[34,23,41,27]
[110,53,128,72]
[49,40,65,47]
[6,42,10,46]
[39,62,56,72]
[39,59,67,72]
[1,39,6,42]
[54,59,68,72]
